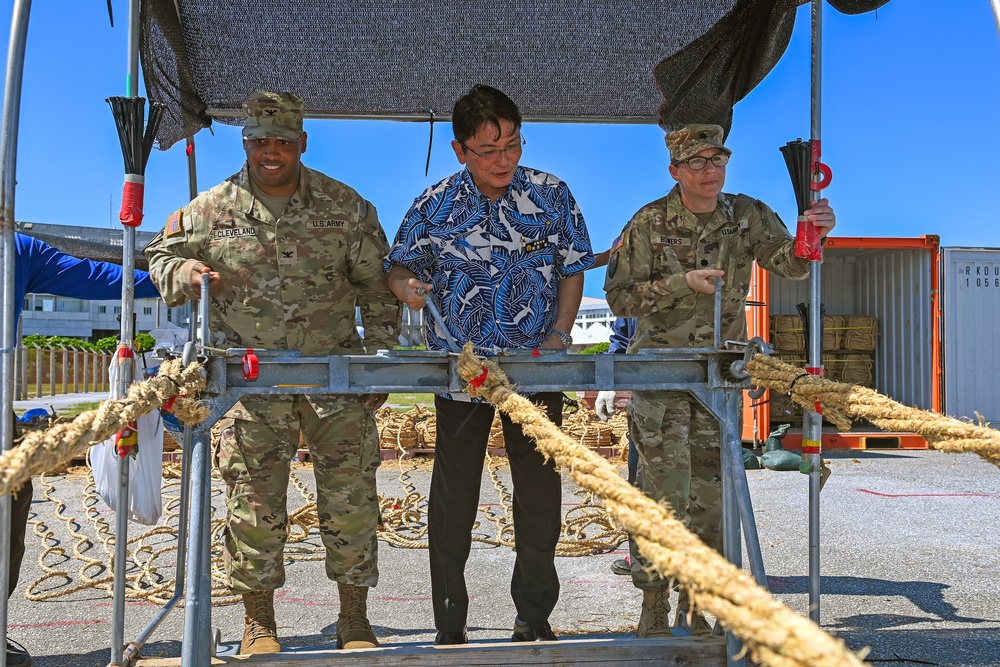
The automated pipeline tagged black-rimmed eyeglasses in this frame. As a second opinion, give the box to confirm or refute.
[461,134,526,161]
[673,153,729,171]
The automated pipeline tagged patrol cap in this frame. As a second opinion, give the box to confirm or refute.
[665,124,732,163]
[242,91,304,141]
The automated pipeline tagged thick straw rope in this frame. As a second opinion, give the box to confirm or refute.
[746,354,1000,467]
[456,343,864,667]
[0,358,207,498]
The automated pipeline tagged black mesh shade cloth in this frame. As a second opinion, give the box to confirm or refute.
[141,0,888,150]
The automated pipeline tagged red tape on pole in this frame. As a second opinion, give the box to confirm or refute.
[806,366,825,415]
[119,175,145,227]
[794,139,832,260]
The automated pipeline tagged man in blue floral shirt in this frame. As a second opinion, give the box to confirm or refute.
[386,85,592,646]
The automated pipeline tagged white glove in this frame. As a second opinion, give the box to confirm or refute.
[595,391,618,421]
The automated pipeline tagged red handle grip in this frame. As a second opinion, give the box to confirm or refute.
[242,349,259,381]
[810,162,832,191]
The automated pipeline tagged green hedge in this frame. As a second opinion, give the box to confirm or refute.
[24,333,155,353]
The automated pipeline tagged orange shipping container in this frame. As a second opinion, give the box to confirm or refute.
[742,235,941,451]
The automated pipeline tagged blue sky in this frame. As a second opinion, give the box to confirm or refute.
[2,0,998,299]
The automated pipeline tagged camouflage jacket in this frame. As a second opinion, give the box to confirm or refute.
[604,185,808,351]
[145,164,400,358]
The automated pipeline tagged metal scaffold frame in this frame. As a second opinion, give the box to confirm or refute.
[0,2,812,666]
[159,275,769,667]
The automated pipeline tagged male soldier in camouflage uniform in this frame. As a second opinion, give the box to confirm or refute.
[604,124,835,638]
[146,91,400,655]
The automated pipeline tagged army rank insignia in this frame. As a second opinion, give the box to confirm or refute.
[165,210,184,237]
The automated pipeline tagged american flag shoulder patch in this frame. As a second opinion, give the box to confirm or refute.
[165,210,184,237]
[609,231,625,255]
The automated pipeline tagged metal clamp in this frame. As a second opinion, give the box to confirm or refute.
[727,337,771,399]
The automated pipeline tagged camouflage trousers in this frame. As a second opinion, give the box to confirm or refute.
[214,394,380,593]
[627,390,724,592]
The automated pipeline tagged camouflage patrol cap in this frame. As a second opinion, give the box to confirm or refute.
[665,124,732,163]
[242,91,304,140]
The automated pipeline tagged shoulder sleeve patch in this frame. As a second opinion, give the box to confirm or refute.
[607,252,619,278]
[609,231,625,255]
[165,210,184,237]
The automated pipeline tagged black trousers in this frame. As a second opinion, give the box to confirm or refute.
[8,478,32,599]
[429,393,563,632]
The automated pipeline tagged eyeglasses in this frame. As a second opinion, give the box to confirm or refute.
[674,153,729,171]
[461,134,526,161]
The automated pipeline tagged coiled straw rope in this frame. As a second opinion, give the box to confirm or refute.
[456,342,864,667]
[746,354,1000,467]
[0,358,207,498]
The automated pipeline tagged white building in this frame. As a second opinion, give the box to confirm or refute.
[16,221,174,341]
[572,296,616,346]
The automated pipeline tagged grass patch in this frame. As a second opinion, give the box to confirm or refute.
[59,401,101,418]
[386,393,436,411]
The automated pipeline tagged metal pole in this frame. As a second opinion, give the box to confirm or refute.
[803,0,825,626]
[190,138,214,659]
[17,342,25,401]
[47,343,54,395]
[32,344,39,397]
[111,2,143,663]
[110,356,131,667]
[991,0,1000,40]
[721,389,767,587]
[182,274,213,665]
[720,389,744,667]
[186,136,198,200]
[713,279,723,350]
[122,380,194,664]
[0,2,31,666]
[72,346,80,393]
[124,303,200,664]
[61,345,68,394]
[83,349,90,393]
[12,317,20,400]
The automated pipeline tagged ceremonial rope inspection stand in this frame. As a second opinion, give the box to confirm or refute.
[159,275,780,667]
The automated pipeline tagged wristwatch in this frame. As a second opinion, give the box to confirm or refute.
[551,328,573,349]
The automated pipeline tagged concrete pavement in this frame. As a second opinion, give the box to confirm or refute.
[4,449,1000,666]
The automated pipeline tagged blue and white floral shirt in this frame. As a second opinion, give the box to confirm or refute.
[386,165,593,354]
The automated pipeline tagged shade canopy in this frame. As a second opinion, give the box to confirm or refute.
[141,0,888,150]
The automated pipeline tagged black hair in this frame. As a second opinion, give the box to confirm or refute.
[452,84,522,145]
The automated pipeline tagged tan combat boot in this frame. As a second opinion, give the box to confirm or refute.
[336,582,379,649]
[636,589,672,638]
[674,588,714,636]
[240,590,281,654]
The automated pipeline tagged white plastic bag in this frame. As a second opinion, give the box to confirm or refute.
[90,353,164,525]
